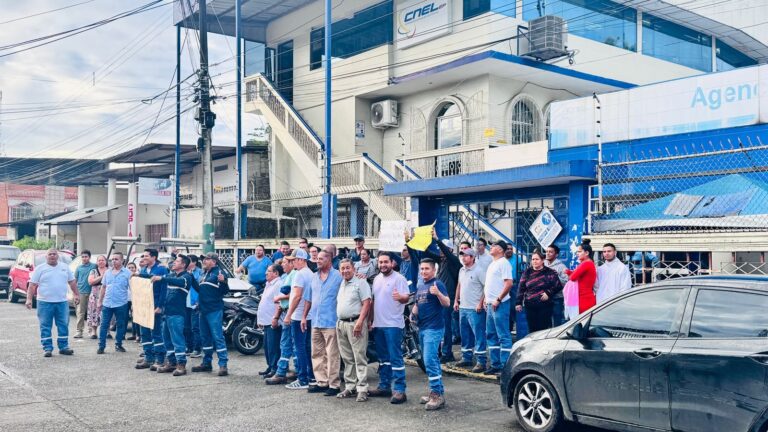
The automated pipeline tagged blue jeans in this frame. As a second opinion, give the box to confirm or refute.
[185,308,202,352]
[291,320,315,385]
[199,309,228,368]
[264,325,282,372]
[140,314,165,364]
[441,307,453,358]
[552,297,565,327]
[486,300,512,370]
[374,327,406,393]
[275,322,295,377]
[420,328,445,395]
[459,308,487,366]
[37,300,69,352]
[99,304,128,350]
[163,314,187,365]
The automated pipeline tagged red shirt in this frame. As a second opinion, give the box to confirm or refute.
[569,260,597,313]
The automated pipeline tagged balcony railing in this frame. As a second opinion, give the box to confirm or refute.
[246,75,322,166]
[398,145,485,180]
[330,154,406,219]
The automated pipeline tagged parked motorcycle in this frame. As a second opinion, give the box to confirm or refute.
[222,288,263,355]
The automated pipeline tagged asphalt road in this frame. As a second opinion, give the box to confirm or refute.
[0,300,525,432]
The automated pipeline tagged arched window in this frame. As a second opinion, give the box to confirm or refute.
[510,96,543,144]
[543,103,553,141]
[434,102,462,150]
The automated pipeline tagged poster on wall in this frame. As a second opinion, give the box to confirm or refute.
[138,177,173,205]
[529,208,562,249]
[396,0,452,49]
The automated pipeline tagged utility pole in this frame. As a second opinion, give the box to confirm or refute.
[0,90,4,157]
[197,0,216,252]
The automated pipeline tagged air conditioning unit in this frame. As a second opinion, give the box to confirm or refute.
[524,15,569,61]
[371,100,398,129]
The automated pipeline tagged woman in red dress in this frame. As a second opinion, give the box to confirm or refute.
[565,240,597,313]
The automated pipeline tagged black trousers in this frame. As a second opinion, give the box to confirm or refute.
[525,303,554,333]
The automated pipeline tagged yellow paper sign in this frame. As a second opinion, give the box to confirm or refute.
[130,277,155,329]
[483,128,496,137]
[407,223,434,252]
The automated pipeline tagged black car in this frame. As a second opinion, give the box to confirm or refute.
[501,276,768,432]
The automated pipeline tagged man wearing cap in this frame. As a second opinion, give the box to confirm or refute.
[349,235,366,262]
[303,250,343,396]
[190,253,230,376]
[483,240,514,376]
[266,253,298,384]
[454,248,488,373]
[282,248,316,390]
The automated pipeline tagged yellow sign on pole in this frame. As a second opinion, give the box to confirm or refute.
[130,277,155,329]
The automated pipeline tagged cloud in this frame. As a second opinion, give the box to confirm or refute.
[0,1,259,159]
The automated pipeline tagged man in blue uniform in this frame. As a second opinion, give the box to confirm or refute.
[135,249,168,370]
[190,253,230,376]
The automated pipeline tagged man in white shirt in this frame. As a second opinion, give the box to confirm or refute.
[483,241,513,376]
[26,249,80,357]
[596,243,632,304]
[475,238,492,273]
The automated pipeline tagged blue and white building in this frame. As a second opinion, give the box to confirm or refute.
[177,0,767,272]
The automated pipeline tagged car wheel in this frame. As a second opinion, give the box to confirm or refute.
[8,286,18,303]
[513,374,563,432]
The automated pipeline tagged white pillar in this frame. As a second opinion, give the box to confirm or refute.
[107,178,117,206]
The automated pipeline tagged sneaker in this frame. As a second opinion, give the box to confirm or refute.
[90,335,97,340]
[323,387,340,397]
[258,369,272,376]
[454,360,473,368]
[265,375,287,385]
[126,335,136,341]
[135,361,151,370]
[367,388,392,398]
[96,348,105,354]
[471,364,487,374]
[307,385,327,394]
[115,345,126,353]
[217,367,228,377]
[390,391,407,404]
[425,392,446,411]
[191,364,213,373]
[172,364,187,376]
[43,351,52,358]
[74,332,83,339]
[59,348,74,356]
[190,351,202,358]
[285,380,308,390]
[483,367,501,376]
[355,391,368,402]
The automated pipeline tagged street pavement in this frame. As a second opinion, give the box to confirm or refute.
[0,301,522,432]
[0,301,608,431]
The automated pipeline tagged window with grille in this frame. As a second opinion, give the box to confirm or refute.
[10,203,32,221]
[145,224,168,244]
[510,97,542,144]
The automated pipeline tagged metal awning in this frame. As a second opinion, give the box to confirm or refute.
[174,0,315,43]
[43,205,123,226]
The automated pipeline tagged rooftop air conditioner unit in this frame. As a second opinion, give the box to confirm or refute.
[524,15,569,61]
[371,100,398,129]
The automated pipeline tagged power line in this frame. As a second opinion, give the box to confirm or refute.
[0,0,98,25]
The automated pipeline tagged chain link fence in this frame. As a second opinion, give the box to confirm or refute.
[592,137,768,234]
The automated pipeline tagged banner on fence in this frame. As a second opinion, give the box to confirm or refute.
[130,277,155,329]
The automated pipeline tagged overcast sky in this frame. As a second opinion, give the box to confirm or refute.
[0,0,263,159]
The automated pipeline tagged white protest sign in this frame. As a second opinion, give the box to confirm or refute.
[379,220,409,252]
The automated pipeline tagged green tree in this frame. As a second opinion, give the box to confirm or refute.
[12,236,55,251]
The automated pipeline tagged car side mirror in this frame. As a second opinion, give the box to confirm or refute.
[567,322,587,340]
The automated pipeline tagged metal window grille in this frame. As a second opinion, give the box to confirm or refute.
[510,96,542,144]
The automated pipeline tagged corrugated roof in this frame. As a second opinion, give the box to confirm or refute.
[43,205,123,225]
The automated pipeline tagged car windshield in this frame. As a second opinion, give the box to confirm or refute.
[34,253,73,266]
[0,248,19,260]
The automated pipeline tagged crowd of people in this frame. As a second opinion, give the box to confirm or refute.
[25,233,634,411]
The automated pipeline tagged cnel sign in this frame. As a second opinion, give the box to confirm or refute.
[396,0,451,49]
